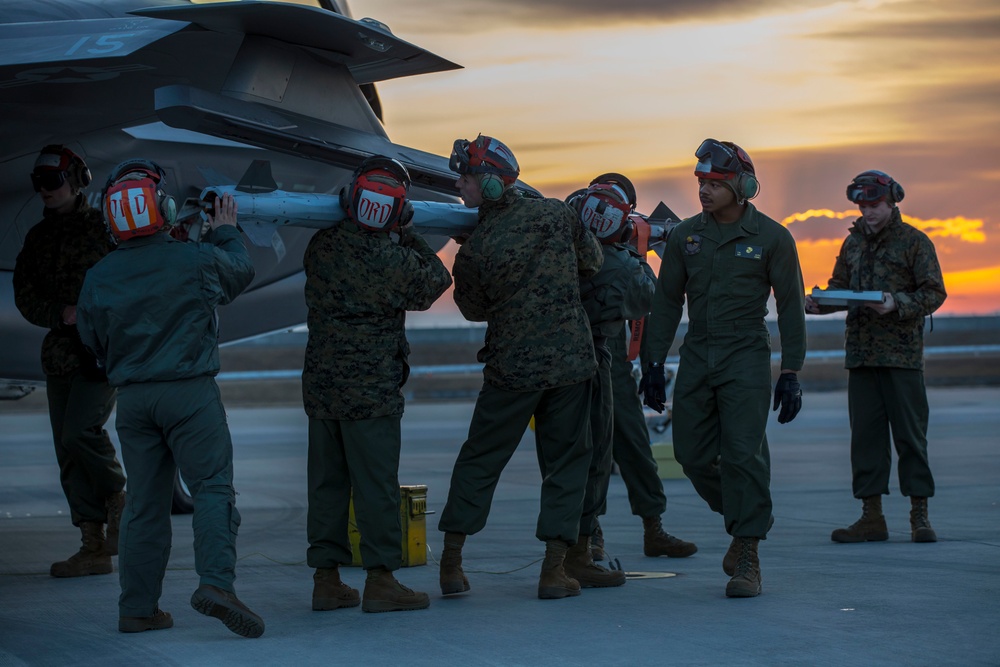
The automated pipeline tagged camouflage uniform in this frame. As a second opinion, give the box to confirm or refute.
[574,244,655,536]
[13,195,125,527]
[645,204,806,538]
[77,226,255,618]
[302,222,450,571]
[816,208,946,498]
[439,188,603,543]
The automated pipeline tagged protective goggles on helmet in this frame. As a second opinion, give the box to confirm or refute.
[847,171,896,204]
[31,169,67,192]
[694,139,752,180]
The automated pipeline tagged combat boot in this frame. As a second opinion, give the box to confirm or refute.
[591,521,606,562]
[105,490,125,557]
[642,516,698,558]
[50,522,113,578]
[563,535,625,588]
[831,496,889,543]
[362,567,430,613]
[725,537,762,598]
[191,584,265,638]
[910,497,937,543]
[119,608,173,633]
[724,515,774,575]
[538,540,581,600]
[312,566,360,611]
[440,532,470,595]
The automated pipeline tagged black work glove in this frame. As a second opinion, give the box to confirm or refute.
[639,363,666,413]
[772,372,802,424]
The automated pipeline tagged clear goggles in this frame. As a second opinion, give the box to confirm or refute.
[31,170,67,192]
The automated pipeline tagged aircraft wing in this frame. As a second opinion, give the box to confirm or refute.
[132,2,460,84]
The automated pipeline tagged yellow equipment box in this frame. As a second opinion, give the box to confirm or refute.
[348,485,428,568]
[650,442,685,480]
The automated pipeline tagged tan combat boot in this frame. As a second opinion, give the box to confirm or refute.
[312,566,360,611]
[563,535,625,588]
[50,522,113,578]
[105,490,126,557]
[724,516,773,575]
[362,567,430,613]
[831,496,889,543]
[440,532,470,595]
[725,537,762,598]
[642,516,698,558]
[910,497,937,543]
[538,540,581,600]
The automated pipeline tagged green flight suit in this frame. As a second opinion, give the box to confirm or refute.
[439,188,603,543]
[575,243,656,535]
[13,195,125,526]
[302,221,451,570]
[608,325,667,519]
[815,208,946,499]
[77,226,255,617]
[646,204,806,538]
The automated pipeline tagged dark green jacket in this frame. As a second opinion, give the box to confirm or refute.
[580,243,655,338]
[453,188,603,391]
[302,222,451,420]
[818,208,946,369]
[13,196,114,376]
[76,227,254,386]
[646,203,806,371]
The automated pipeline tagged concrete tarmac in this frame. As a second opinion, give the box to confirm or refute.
[1,387,998,666]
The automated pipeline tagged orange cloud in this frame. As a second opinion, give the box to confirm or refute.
[783,209,986,243]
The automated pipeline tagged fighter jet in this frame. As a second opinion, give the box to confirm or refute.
[0,0,480,391]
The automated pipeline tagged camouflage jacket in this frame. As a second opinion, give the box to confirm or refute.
[302,222,451,420]
[818,208,946,369]
[580,243,655,338]
[453,188,603,392]
[13,196,114,377]
[646,203,807,372]
[77,227,255,387]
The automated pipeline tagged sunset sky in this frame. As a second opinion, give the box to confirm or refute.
[347,0,1000,320]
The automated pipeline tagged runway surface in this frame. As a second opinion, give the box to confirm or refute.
[1,387,998,666]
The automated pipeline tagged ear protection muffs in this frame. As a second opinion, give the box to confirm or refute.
[736,172,760,201]
[103,158,176,239]
[479,173,505,201]
[342,156,413,231]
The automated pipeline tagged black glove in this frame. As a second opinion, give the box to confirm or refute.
[639,363,666,413]
[772,372,802,424]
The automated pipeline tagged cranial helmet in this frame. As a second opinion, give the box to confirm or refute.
[102,158,176,240]
[340,156,413,232]
[694,138,759,202]
[449,134,520,201]
[567,173,637,244]
[846,170,904,205]
[31,145,92,194]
